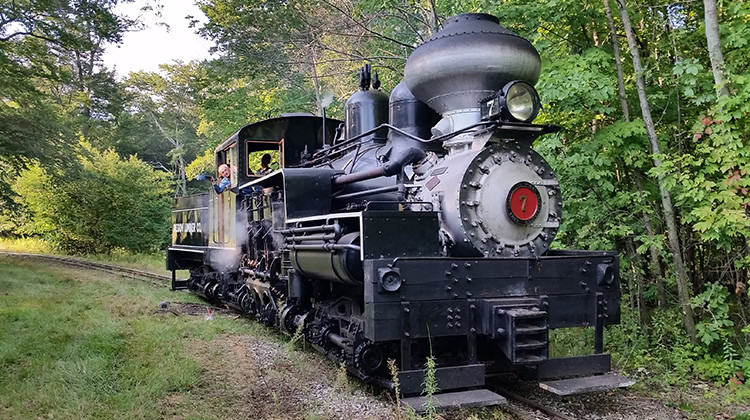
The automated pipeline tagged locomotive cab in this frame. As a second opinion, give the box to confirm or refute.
[214,114,342,187]
[167,115,342,285]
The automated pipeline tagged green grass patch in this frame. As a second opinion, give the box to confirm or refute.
[0,257,252,419]
[81,249,168,275]
[548,327,594,358]
[0,236,54,254]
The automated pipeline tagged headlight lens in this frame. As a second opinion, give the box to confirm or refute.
[502,81,540,122]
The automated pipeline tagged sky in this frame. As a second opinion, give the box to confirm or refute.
[101,0,215,78]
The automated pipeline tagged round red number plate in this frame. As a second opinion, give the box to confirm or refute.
[507,183,540,223]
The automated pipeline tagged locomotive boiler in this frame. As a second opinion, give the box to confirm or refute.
[167,13,632,408]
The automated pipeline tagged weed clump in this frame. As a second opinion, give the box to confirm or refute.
[334,361,352,393]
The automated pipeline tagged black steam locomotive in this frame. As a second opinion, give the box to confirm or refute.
[167,14,631,407]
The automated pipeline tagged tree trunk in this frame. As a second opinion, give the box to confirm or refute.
[414,0,440,37]
[634,173,666,307]
[703,0,730,97]
[177,153,187,197]
[148,112,187,197]
[615,0,698,343]
[625,238,647,325]
[603,0,629,121]
[606,0,666,307]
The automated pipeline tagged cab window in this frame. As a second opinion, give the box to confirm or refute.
[246,140,283,177]
[249,150,280,175]
[216,142,239,188]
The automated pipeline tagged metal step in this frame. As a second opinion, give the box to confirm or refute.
[515,354,547,363]
[508,307,547,319]
[539,373,635,396]
[516,326,547,334]
[503,308,549,364]
[402,389,506,412]
[170,278,189,291]
[515,339,547,349]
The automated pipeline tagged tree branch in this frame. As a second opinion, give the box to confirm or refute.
[0,30,64,46]
[319,0,415,50]
[147,111,178,148]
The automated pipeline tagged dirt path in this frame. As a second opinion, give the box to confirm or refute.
[153,303,749,420]
[155,304,397,419]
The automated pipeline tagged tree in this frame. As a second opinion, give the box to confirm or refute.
[14,143,171,253]
[702,0,729,98]
[615,0,698,343]
[123,63,207,196]
[0,3,71,206]
[602,0,665,311]
[196,0,447,120]
[0,0,134,205]
[198,0,336,116]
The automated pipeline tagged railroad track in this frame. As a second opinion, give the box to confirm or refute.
[497,387,578,420]
[0,251,170,286]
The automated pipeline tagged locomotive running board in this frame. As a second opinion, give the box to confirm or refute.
[539,373,635,396]
[402,389,506,412]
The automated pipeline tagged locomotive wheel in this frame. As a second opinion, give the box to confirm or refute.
[202,282,220,302]
[355,343,386,376]
[238,288,258,318]
[260,301,277,327]
[280,304,304,335]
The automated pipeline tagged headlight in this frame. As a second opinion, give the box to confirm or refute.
[479,81,541,123]
[501,81,540,122]
[505,82,539,122]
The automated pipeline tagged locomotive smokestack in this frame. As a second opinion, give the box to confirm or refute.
[404,14,541,141]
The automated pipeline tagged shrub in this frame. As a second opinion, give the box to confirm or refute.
[14,143,171,253]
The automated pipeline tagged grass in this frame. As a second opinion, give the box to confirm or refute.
[0,257,253,419]
[0,256,399,420]
[548,327,594,358]
[0,236,54,254]
[83,250,167,274]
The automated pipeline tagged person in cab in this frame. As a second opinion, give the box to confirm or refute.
[212,164,231,193]
[256,154,272,176]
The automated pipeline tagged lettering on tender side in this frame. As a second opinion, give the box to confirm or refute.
[173,222,201,233]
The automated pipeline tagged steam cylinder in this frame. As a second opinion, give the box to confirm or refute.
[289,232,364,285]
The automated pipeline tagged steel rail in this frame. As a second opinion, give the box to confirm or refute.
[0,251,170,286]
[496,387,577,420]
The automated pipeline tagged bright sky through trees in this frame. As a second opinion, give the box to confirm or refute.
[102,0,214,78]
